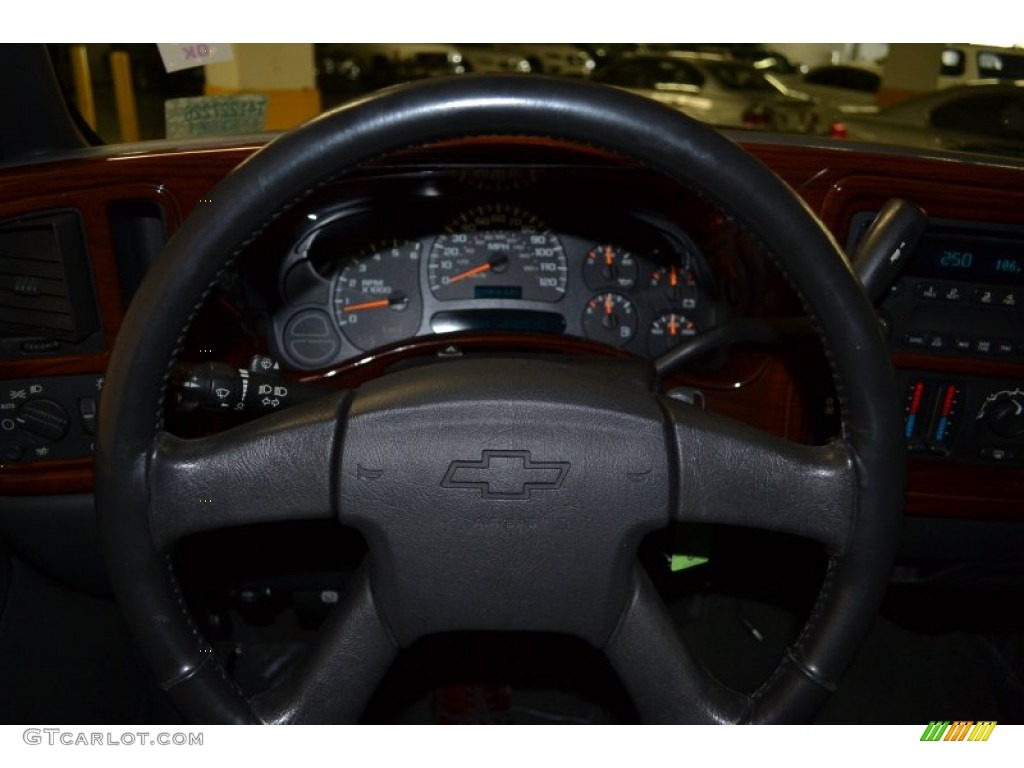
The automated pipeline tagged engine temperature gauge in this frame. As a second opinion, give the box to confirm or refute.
[582,292,637,348]
[647,312,697,356]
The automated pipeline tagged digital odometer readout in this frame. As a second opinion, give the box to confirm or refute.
[912,233,1024,286]
[474,285,523,300]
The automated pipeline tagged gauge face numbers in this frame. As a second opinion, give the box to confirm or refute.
[648,264,699,310]
[583,244,638,290]
[648,312,697,356]
[333,240,423,351]
[428,206,567,302]
[582,292,637,348]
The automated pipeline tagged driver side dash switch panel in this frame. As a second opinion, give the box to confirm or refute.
[0,373,102,464]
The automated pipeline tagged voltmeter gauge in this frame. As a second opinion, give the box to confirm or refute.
[648,264,699,309]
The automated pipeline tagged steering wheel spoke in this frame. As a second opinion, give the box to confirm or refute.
[250,565,398,724]
[147,393,349,549]
[665,398,856,554]
[604,565,750,724]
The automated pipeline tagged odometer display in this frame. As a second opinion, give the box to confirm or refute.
[428,205,568,302]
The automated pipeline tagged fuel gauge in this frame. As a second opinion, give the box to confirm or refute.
[582,292,637,348]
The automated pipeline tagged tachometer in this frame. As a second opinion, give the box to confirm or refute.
[333,239,423,350]
[427,205,567,302]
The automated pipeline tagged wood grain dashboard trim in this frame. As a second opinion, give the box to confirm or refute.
[1,138,1022,518]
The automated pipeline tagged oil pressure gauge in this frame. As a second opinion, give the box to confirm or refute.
[583,244,638,290]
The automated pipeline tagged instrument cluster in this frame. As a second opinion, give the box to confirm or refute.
[270,196,720,371]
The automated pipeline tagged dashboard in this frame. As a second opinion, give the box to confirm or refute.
[269,172,720,370]
[0,136,1022,521]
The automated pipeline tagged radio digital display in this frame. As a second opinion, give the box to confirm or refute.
[911,232,1024,286]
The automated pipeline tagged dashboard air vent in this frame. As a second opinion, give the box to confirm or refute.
[0,210,99,343]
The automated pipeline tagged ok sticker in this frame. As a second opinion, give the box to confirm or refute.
[157,43,233,73]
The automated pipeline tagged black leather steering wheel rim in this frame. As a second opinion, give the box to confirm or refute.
[96,75,905,724]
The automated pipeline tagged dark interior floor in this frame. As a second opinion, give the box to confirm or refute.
[1,523,1022,725]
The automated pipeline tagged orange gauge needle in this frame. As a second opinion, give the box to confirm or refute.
[604,294,614,315]
[447,262,492,284]
[605,246,614,267]
[669,315,678,336]
[670,266,678,287]
[343,299,390,313]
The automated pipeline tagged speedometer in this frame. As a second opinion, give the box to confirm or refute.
[427,205,567,302]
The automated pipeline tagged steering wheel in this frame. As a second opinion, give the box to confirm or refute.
[95,75,904,724]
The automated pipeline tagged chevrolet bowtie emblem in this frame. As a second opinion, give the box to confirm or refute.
[442,450,570,500]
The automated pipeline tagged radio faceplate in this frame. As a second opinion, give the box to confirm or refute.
[882,276,1021,360]
[847,212,1024,362]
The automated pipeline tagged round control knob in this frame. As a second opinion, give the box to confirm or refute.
[986,392,1024,440]
[16,398,70,442]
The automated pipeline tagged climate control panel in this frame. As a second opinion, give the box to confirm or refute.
[899,371,1023,467]
[0,373,103,464]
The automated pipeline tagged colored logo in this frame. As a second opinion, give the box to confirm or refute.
[920,721,996,741]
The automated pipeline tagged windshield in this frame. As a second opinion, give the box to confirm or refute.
[48,43,1024,160]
